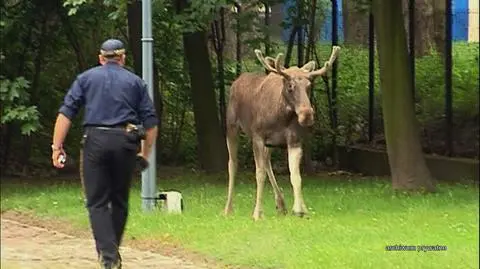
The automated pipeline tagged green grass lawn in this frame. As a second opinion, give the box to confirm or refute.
[1,170,479,269]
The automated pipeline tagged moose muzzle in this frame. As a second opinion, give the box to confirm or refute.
[297,105,315,127]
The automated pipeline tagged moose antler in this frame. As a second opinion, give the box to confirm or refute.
[307,46,341,79]
[300,61,316,72]
[254,49,277,73]
[254,49,291,79]
[273,53,291,79]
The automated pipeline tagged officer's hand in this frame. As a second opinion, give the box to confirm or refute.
[135,154,149,172]
[52,149,67,169]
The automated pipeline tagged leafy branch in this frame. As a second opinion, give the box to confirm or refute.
[0,76,42,135]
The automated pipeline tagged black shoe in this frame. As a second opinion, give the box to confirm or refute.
[100,261,121,269]
[98,255,122,269]
[111,260,122,269]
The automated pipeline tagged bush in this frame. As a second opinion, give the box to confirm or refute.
[167,41,478,168]
[313,41,479,159]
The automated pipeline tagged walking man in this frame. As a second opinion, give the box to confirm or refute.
[51,39,158,269]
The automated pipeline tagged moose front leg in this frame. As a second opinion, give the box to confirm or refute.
[287,145,308,217]
[265,147,287,215]
[252,139,268,221]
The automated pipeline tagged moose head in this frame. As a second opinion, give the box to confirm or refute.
[254,46,340,127]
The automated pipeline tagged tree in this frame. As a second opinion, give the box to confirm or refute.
[210,6,227,135]
[342,0,369,46]
[372,0,436,192]
[177,0,228,173]
[0,77,41,165]
[432,0,446,55]
[344,0,445,56]
[127,0,143,76]
[402,0,445,57]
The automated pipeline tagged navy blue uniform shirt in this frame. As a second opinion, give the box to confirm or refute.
[59,62,158,129]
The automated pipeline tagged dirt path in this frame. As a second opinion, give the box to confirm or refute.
[1,218,210,269]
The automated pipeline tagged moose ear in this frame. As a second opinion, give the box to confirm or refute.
[300,61,316,72]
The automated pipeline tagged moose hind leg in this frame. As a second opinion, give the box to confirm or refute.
[224,127,238,216]
[265,148,287,215]
[288,145,308,217]
[252,139,267,221]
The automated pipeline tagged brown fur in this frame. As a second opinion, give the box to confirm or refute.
[224,47,340,219]
[227,71,310,147]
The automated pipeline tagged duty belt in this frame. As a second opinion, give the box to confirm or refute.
[90,126,126,131]
[84,123,146,140]
[86,124,137,133]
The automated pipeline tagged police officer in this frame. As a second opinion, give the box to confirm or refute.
[51,39,158,269]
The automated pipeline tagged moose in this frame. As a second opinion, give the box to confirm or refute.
[223,46,340,220]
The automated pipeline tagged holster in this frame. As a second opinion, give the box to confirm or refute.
[126,123,150,172]
[125,123,146,143]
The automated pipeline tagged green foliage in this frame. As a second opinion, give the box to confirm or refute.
[1,0,478,173]
[177,0,226,33]
[334,45,381,145]
[62,0,89,15]
[63,0,126,18]
[0,77,41,135]
[415,42,480,123]
[320,42,479,157]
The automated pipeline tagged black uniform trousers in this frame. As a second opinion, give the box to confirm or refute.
[81,127,139,265]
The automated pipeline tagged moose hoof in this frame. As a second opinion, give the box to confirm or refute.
[276,199,287,215]
[292,211,307,218]
[276,206,288,216]
[252,211,264,221]
[223,207,233,216]
[252,215,263,221]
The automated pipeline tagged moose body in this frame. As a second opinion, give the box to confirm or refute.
[227,73,307,147]
[224,47,340,220]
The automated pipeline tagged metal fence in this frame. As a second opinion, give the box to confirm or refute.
[274,0,479,159]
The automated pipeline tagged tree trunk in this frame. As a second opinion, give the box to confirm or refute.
[234,2,242,76]
[342,0,369,46]
[284,27,298,68]
[264,1,271,56]
[127,0,143,76]
[182,31,228,173]
[21,16,49,174]
[402,0,439,57]
[305,0,317,62]
[153,61,163,165]
[302,0,317,175]
[211,7,227,136]
[296,1,304,67]
[432,0,446,55]
[16,19,34,77]
[170,104,187,164]
[0,124,13,167]
[177,0,227,173]
[57,4,87,71]
[372,0,436,192]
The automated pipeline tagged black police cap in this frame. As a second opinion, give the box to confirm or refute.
[100,39,126,57]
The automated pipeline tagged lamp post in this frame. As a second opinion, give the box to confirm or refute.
[141,0,156,211]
